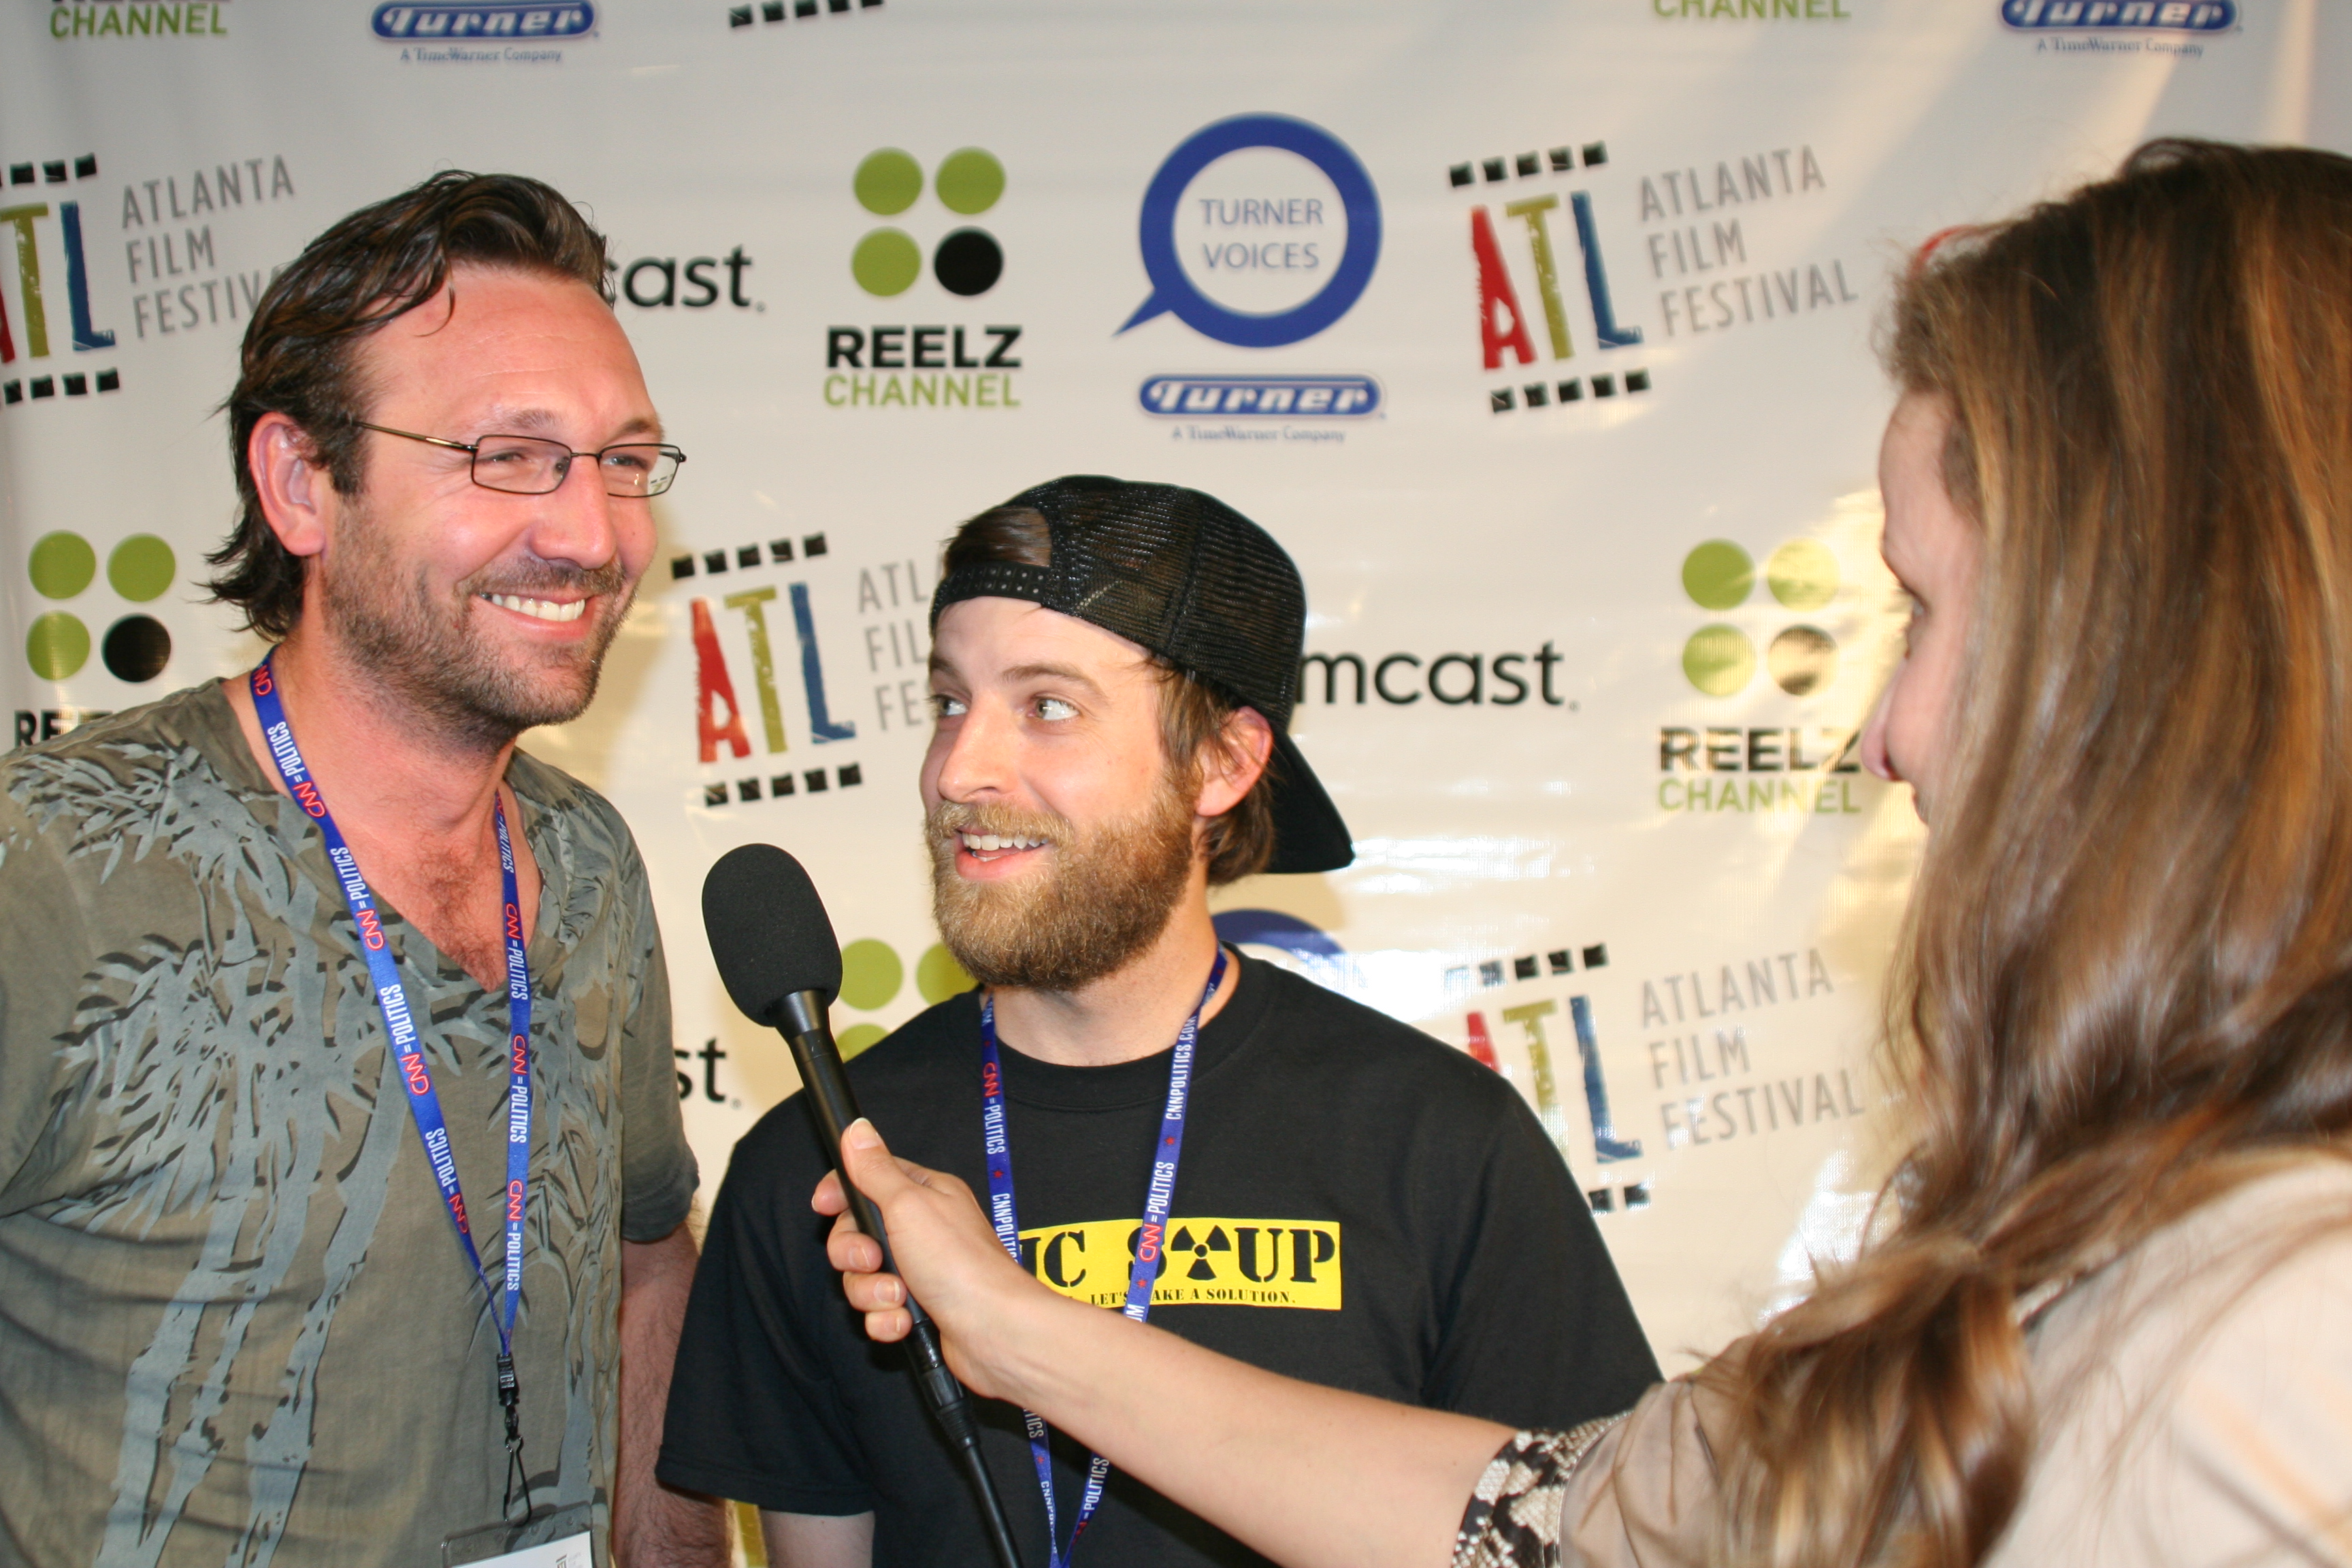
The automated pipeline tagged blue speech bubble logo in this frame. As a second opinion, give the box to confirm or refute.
[1120,114,1382,348]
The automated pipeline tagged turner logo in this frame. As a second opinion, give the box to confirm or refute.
[372,2,594,37]
[1139,374,1379,419]
[2002,0,2232,26]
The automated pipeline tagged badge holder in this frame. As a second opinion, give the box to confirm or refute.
[441,1502,595,1568]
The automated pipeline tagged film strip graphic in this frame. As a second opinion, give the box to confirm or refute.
[683,531,866,809]
[1459,940,1651,1215]
[2,152,122,408]
[1448,142,1609,188]
[670,531,828,579]
[1451,942,1610,991]
[1449,138,1652,417]
[727,0,879,28]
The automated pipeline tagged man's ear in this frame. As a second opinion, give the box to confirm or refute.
[1193,706,1274,818]
[248,412,342,561]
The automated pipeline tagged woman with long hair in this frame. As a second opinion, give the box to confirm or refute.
[815,139,2352,1568]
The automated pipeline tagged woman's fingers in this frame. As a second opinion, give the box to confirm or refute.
[823,1210,886,1277]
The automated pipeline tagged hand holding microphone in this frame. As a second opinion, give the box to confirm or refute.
[814,1116,1080,1404]
[702,845,1025,1568]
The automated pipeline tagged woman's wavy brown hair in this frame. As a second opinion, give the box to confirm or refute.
[1705,139,2352,1567]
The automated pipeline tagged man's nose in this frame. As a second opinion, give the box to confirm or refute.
[932,700,1019,802]
[525,454,627,570]
[1859,679,1901,784]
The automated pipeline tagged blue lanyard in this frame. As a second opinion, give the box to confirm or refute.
[979,948,1226,1568]
[248,656,538,1517]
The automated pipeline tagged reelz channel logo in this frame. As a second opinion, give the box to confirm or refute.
[1139,374,1379,419]
[373,1,594,38]
[2000,0,2233,28]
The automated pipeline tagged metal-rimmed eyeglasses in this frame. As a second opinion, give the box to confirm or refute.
[358,422,687,498]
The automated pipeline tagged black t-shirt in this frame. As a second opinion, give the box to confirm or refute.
[659,955,1658,1567]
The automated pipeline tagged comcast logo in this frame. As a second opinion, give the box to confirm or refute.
[1680,538,1837,696]
[851,146,1004,297]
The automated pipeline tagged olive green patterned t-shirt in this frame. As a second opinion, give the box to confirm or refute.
[0,681,698,1568]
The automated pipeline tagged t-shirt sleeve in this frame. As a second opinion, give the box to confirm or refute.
[1422,1083,1661,1430]
[656,1108,879,1514]
[617,872,697,1243]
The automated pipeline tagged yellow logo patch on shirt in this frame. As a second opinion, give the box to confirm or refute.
[1015,1218,1342,1311]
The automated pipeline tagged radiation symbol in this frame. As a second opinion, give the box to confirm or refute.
[1169,1224,1232,1280]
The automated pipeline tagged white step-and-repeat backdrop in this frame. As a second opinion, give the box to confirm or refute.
[7,0,2339,1399]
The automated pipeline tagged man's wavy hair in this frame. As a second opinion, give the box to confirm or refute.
[209,172,613,638]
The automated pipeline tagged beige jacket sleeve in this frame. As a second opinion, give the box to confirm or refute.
[1454,1159,2352,1568]
[1454,1375,1729,1568]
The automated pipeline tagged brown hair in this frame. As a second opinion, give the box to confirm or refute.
[1708,139,2352,1567]
[941,506,1279,885]
[209,171,614,638]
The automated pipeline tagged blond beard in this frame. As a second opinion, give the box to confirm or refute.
[927,771,1198,992]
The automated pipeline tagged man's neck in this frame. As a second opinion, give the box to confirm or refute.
[226,629,517,851]
[988,896,1238,1068]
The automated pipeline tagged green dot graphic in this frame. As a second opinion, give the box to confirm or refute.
[29,532,97,600]
[1682,624,1755,696]
[1766,539,1838,611]
[853,149,923,216]
[934,148,1005,216]
[840,938,904,1011]
[108,534,176,603]
[839,1023,888,1061]
[1769,625,1838,696]
[27,612,91,681]
[851,229,923,297]
[1681,540,1754,610]
[917,943,977,1004]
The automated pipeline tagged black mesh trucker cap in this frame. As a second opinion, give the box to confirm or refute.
[929,475,1353,875]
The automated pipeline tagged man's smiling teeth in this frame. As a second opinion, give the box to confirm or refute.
[962,833,1047,852]
[484,593,587,623]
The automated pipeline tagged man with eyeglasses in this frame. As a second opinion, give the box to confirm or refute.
[0,174,723,1568]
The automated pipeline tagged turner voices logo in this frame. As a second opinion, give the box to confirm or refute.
[1122,114,1381,348]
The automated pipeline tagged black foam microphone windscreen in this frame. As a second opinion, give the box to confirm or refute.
[702,843,845,1024]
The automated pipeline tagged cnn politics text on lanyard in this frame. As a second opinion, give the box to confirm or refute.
[250,655,541,1522]
[978,947,1226,1568]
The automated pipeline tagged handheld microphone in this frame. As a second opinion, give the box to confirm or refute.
[702,844,1024,1568]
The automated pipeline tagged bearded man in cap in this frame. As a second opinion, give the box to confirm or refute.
[658,478,1658,1568]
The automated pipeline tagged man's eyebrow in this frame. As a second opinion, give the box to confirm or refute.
[475,407,667,442]
[1004,662,1106,696]
[478,406,565,434]
[928,651,962,682]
